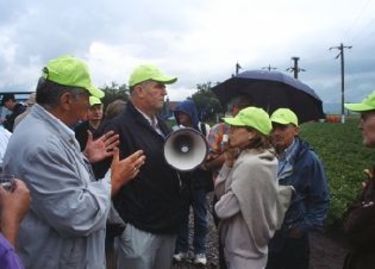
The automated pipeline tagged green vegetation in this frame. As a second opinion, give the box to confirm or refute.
[300,117,374,226]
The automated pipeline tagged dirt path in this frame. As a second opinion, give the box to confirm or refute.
[309,230,349,269]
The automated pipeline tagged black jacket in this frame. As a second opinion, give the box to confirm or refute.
[74,121,98,151]
[3,103,26,132]
[100,102,183,234]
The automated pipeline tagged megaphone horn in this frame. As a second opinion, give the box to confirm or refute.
[163,127,208,171]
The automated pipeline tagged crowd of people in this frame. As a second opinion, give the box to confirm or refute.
[0,54,373,269]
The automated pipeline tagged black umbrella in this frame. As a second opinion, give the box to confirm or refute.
[212,70,325,123]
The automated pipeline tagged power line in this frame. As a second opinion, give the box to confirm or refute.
[348,16,375,45]
[342,0,371,42]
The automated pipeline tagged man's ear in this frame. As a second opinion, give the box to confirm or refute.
[59,92,72,110]
[248,129,257,141]
[133,84,145,98]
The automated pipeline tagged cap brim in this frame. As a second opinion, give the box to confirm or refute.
[344,103,375,112]
[89,97,102,106]
[271,118,290,125]
[87,84,105,99]
[222,117,244,126]
[153,76,177,85]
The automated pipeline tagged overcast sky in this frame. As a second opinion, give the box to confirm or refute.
[1,0,375,104]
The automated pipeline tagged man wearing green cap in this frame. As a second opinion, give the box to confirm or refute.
[2,55,146,269]
[75,96,104,151]
[100,64,183,269]
[266,108,329,269]
[343,91,375,269]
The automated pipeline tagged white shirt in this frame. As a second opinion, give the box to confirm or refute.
[0,126,11,165]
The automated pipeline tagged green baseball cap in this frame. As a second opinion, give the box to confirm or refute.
[42,55,104,99]
[223,106,272,135]
[345,91,375,112]
[270,108,299,127]
[128,64,177,87]
[89,96,102,106]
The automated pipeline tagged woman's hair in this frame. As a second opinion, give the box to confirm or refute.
[246,127,272,151]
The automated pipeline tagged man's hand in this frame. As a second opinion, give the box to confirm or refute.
[0,179,31,246]
[83,130,120,163]
[111,148,146,196]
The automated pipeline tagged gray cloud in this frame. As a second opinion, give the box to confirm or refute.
[0,0,374,108]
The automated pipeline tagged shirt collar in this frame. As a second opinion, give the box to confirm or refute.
[32,104,79,147]
[278,138,297,161]
[133,105,158,127]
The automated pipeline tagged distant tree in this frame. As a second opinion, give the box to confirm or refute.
[191,82,222,121]
[100,82,129,106]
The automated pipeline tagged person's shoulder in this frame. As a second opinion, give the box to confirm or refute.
[241,149,277,168]
[74,121,89,132]
[296,138,324,166]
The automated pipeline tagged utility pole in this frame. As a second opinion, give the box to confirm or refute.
[286,57,305,79]
[329,43,352,124]
[262,64,277,72]
[235,62,242,75]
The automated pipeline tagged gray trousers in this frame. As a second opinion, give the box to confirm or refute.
[117,223,177,269]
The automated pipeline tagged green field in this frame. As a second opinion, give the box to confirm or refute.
[300,117,374,226]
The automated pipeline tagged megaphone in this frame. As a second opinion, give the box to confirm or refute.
[163,127,208,171]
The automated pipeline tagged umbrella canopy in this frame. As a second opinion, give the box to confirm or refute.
[212,70,325,123]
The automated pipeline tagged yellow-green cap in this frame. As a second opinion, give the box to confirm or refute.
[89,96,102,106]
[223,106,272,135]
[345,91,375,112]
[270,108,299,127]
[42,55,104,99]
[128,64,177,87]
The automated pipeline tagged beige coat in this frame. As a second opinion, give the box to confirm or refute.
[215,148,293,269]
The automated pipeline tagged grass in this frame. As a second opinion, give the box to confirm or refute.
[300,117,374,226]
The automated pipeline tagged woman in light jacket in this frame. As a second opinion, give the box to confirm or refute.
[214,107,293,269]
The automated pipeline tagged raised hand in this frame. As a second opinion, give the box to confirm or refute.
[110,148,146,196]
[83,130,120,163]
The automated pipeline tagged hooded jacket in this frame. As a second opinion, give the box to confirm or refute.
[174,100,212,191]
[174,100,201,131]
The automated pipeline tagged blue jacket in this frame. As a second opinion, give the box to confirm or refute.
[278,137,330,234]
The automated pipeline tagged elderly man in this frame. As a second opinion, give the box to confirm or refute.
[100,64,183,269]
[3,55,145,269]
[343,91,375,269]
[266,108,330,269]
